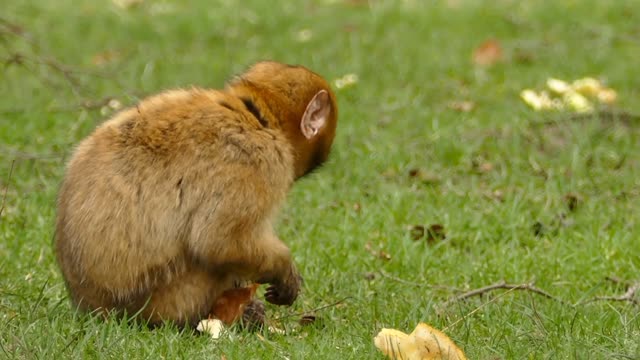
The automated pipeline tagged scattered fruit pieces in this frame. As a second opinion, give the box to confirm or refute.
[374,323,467,360]
[520,77,617,113]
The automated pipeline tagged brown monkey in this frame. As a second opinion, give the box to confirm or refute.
[54,61,338,328]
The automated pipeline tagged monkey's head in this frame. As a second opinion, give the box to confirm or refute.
[228,61,338,179]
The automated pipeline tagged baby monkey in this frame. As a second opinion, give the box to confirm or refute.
[55,61,338,328]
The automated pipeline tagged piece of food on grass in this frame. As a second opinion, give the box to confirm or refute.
[374,322,467,360]
[563,92,593,113]
[197,318,225,339]
[571,77,602,96]
[211,283,260,324]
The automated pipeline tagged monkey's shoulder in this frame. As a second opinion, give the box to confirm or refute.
[75,88,293,176]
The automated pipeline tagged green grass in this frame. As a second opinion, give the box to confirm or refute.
[2,0,640,358]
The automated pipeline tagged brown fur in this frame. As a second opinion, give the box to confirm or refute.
[54,62,338,327]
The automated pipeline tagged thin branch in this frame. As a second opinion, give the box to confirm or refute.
[441,280,570,309]
[0,160,15,220]
[581,281,639,306]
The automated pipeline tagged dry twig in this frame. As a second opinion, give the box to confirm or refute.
[580,277,639,306]
[441,280,570,309]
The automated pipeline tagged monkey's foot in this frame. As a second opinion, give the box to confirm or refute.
[241,299,265,331]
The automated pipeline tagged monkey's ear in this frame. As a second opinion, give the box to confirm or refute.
[300,90,331,139]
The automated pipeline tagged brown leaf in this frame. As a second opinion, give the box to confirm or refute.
[409,225,425,241]
[426,224,446,243]
[299,315,317,326]
[378,250,391,261]
[532,221,544,237]
[564,193,579,212]
[407,168,441,184]
[472,39,503,66]
[363,272,376,281]
[365,242,391,260]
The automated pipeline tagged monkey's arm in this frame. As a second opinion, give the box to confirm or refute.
[185,161,300,306]
[253,232,302,306]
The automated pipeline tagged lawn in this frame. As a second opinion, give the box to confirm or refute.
[1,0,639,358]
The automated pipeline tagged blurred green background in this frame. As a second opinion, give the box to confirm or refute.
[1,1,639,358]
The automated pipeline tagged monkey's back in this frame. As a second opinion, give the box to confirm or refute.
[55,88,294,311]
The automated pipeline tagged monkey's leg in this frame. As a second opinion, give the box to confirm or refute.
[140,268,226,328]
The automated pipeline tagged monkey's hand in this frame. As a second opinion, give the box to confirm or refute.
[264,266,302,306]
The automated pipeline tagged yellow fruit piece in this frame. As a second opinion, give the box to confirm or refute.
[597,88,617,104]
[563,91,593,113]
[374,323,467,360]
[197,318,225,339]
[571,77,602,97]
[520,89,544,111]
[546,78,571,94]
[520,90,562,111]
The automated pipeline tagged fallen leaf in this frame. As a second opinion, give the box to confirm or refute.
[532,221,544,237]
[409,225,425,241]
[374,322,467,360]
[427,224,446,243]
[472,39,503,66]
[407,168,441,184]
[299,315,317,326]
[563,193,579,212]
[363,272,376,281]
[378,250,392,261]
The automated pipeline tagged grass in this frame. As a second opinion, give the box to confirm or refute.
[1,0,640,358]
